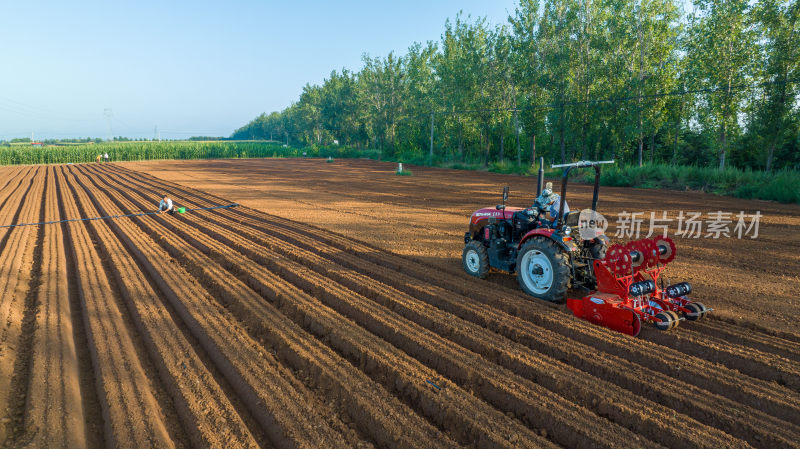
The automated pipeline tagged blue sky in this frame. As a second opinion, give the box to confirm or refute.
[0,0,517,140]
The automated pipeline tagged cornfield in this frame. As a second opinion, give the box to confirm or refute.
[0,141,304,165]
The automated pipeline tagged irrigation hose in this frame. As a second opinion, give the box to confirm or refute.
[0,203,240,229]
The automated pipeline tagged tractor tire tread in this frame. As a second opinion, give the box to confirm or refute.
[462,240,490,279]
[517,237,570,303]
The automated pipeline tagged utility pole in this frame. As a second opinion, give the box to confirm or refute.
[514,109,521,166]
[104,108,113,141]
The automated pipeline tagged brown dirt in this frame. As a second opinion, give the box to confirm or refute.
[0,158,797,448]
[124,158,800,338]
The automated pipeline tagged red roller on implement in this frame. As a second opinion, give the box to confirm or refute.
[566,236,711,337]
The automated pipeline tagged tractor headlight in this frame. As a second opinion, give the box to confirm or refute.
[563,225,572,236]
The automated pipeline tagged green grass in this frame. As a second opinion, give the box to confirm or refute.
[568,163,800,204]
[395,152,799,204]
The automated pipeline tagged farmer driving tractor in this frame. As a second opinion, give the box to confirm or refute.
[534,181,569,224]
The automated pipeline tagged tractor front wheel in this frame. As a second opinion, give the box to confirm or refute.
[516,238,570,302]
[462,240,489,279]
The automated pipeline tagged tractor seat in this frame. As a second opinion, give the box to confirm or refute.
[562,211,580,227]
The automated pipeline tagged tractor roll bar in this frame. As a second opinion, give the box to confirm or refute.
[552,160,614,229]
[551,160,615,169]
[536,157,544,197]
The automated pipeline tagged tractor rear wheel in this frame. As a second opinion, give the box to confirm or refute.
[462,240,489,279]
[516,238,570,302]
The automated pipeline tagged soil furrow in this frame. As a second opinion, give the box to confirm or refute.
[95,170,663,449]
[687,320,800,363]
[0,167,45,444]
[0,167,30,214]
[104,161,800,447]
[67,166,350,449]
[82,166,453,448]
[198,211,748,448]
[100,169,722,448]
[150,194,799,448]
[2,167,47,446]
[59,168,261,448]
[643,326,800,391]
[56,167,175,449]
[90,168,556,448]
[114,159,800,343]
[220,206,800,427]
[176,204,793,448]
[63,166,190,448]
[121,166,800,429]
[54,168,108,448]
[21,166,86,448]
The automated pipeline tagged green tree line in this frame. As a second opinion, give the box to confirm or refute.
[233,0,799,171]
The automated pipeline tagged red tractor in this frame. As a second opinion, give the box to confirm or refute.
[462,160,711,336]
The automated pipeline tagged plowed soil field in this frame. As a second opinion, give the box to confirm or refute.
[0,159,798,448]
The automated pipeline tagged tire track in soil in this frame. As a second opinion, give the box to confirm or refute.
[108,165,800,433]
[58,167,262,448]
[19,166,86,448]
[102,165,796,448]
[56,167,176,449]
[91,166,663,449]
[83,165,524,449]
[0,167,45,444]
[66,166,353,449]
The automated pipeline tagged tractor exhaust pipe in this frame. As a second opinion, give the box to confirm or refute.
[536,157,544,197]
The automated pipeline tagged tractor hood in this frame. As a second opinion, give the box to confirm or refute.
[469,207,524,225]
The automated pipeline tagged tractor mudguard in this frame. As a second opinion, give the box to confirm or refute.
[518,229,578,253]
